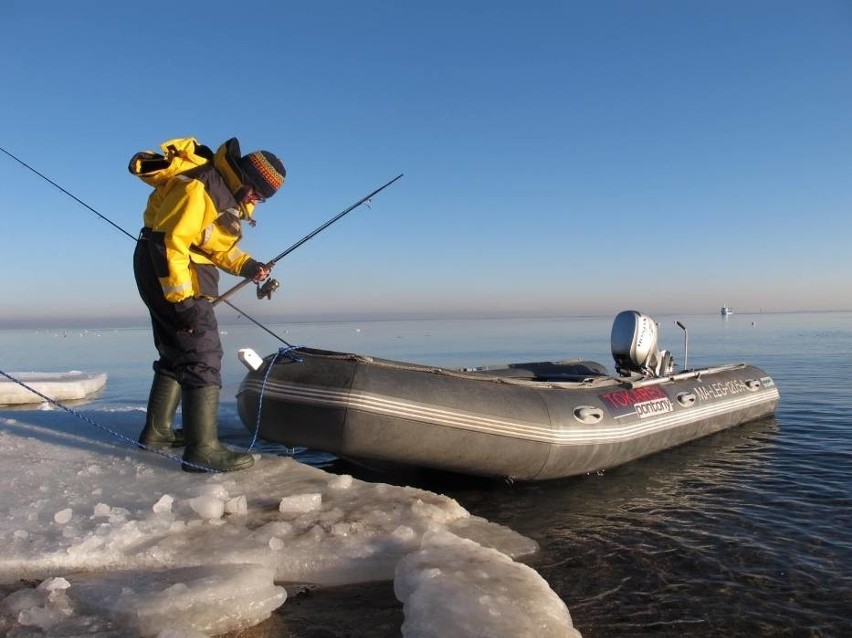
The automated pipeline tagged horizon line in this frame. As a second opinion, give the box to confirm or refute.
[1,307,850,331]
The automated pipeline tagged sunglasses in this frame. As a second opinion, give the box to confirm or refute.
[247,187,266,204]
[239,185,265,205]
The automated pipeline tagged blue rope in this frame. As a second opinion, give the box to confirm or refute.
[246,346,303,455]
[0,369,220,473]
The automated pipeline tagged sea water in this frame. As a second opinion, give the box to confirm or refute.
[1,311,850,636]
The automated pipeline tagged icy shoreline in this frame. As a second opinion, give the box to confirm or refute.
[0,410,580,637]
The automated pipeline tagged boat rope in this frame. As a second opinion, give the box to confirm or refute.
[246,346,303,454]
[0,369,231,473]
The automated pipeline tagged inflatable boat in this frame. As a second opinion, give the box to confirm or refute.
[236,311,779,481]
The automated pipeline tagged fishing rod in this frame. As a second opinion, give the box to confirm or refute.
[0,145,292,346]
[213,173,404,306]
[1,146,136,241]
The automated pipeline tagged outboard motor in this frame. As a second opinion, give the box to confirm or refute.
[611,310,674,377]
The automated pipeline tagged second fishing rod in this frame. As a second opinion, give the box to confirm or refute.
[213,173,404,306]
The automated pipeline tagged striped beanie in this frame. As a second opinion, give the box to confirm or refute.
[238,151,286,199]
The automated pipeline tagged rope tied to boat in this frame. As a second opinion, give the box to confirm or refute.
[246,346,303,455]
[278,345,304,364]
[0,369,215,472]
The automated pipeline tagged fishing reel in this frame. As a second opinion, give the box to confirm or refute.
[256,278,280,300]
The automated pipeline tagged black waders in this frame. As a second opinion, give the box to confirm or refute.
[138,371,184,449]
[181,386,255,472]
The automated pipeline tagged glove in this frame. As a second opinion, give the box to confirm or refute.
[173,297,199,333]
[239,258,270,283]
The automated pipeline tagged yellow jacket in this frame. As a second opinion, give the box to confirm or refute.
[130,138,257,303]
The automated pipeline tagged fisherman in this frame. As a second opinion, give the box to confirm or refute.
[130,137,285,472]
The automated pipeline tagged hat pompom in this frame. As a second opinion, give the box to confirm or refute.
[238,151,286,199]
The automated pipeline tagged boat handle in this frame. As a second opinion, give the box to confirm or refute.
[676,391,697,407]
[238,348,264,371]
[573,406,604,424]
[745,379,761,391]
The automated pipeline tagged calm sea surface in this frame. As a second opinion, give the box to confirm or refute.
[1,311,850,636]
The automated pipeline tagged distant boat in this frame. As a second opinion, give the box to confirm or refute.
[721,304,733,317]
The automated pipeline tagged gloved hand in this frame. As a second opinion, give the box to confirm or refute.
[173,297,199,333]
[239,258,271,283]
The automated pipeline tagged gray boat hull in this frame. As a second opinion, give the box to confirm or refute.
[237,348,779,481]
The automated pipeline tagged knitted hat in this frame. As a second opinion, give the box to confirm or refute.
[238,151,286,199]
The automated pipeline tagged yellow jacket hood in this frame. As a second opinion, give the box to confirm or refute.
[128,137,214,188]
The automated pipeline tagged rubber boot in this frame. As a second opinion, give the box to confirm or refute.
[138,372,184,449]
[181,386,254,472]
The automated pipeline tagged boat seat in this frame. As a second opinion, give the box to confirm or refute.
[465,360,609,381]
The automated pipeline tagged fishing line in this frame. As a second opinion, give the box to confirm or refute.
[0,369,214,472]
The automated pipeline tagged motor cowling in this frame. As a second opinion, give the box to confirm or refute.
[611,310,674,377]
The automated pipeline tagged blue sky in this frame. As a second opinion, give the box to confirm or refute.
[2,1,851,327]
